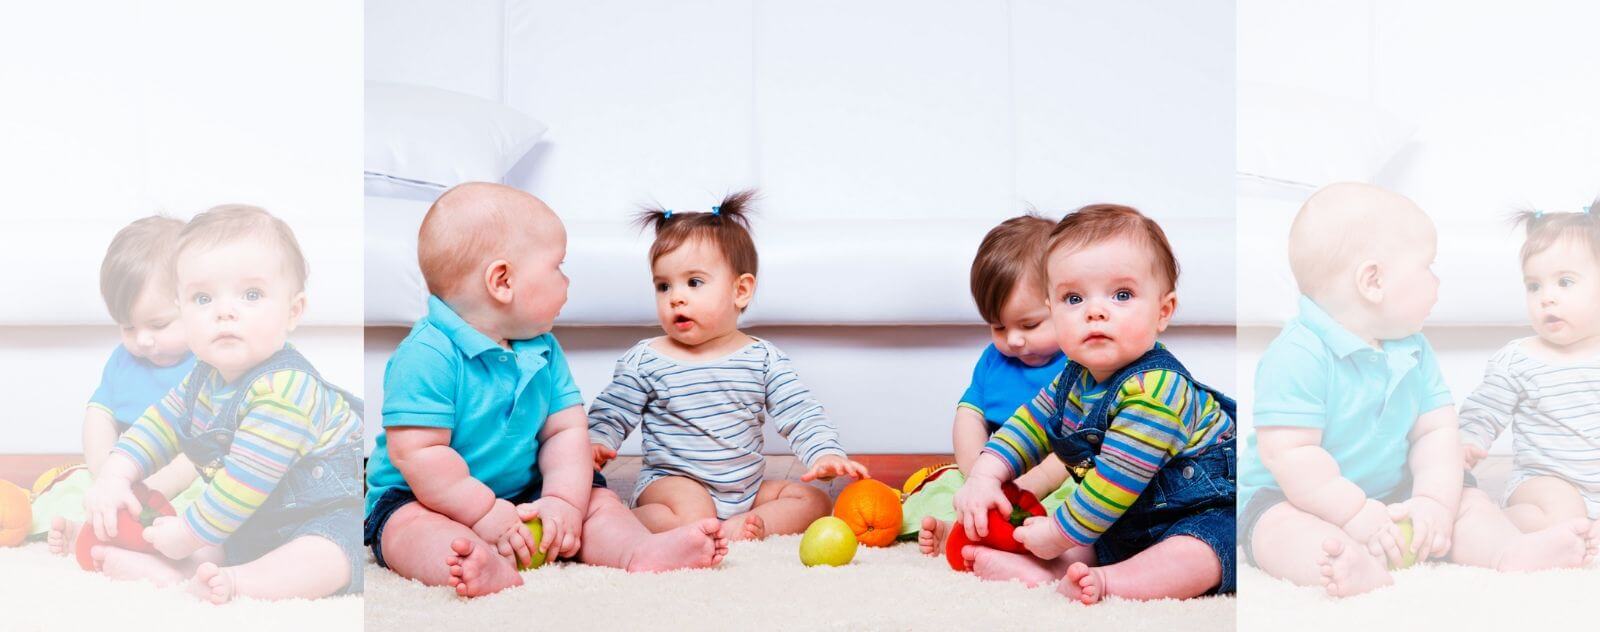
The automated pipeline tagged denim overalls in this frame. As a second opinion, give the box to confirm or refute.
[177,347,365,594]
[1044,346,1238,594]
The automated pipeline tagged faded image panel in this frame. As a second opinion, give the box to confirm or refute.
[1236,0,1600,629]
[0,2,363,629]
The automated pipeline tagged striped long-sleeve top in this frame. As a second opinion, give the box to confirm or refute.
[982,361,1233,547]
[588,338,846,518]
[1459,339,1600,501]
[112,368,361,545]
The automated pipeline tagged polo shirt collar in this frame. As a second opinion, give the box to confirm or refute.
[425,295,556,365]
[1296,296,1375,359]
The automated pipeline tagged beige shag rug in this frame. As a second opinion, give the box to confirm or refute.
[1238,557,1600,631]
[0,542,361,632]
[364,535,1234,632]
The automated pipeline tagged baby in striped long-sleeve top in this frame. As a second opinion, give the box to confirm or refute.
[952,204,1237,604]
[80,205,364,603]
[1461,203,1600,528]
[589,190,870,541]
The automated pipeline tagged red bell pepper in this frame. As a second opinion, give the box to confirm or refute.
[75,482,177,571]
[945,481,1047,571]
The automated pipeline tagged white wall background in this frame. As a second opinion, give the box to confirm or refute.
[365,0,1238,455]
[1236,0,1600,454]
[0,3,363,453]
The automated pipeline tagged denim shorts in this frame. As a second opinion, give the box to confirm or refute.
[364,471,607,569]
[226,450,365,595]
[1239,469,1476,567]
[1092,439,1237,595]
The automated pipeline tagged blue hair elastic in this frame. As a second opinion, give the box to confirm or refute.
[664,209,674,219]
[1534,209,1544,219]
[712,205,721,216]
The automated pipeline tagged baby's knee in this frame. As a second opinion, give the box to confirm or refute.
[787,483,831,516]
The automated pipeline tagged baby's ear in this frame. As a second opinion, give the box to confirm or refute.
[286,290,307,332]
[733,273,757,310]
[1354,259,1384,303]
[1155,290,1177,332]
[483,259,514,304]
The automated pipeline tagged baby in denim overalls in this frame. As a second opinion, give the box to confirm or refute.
[953,204,1237,604]
[82,205,364,603]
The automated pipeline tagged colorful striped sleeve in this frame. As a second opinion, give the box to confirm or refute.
[981,377,1059,477]
[1051,369,1191,546]
[587,347,651,451]
[110,377,191,478]
[182,370,323,545]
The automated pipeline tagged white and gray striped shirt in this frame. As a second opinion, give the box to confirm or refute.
[587,337,846,518]
[1460,338,1600,515]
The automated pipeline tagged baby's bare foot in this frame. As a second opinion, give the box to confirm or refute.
[1316,538,1391,597]
[95,545,186,587]
[445,538,523,598]
[1581,520,1600,566]
[188,562,236,604]
[47,516,81,556]
[723,514,766,541]
[917,517,951,557]
[1057,562,1108,604]
[970,546,1063,587]
[627,518,726,572]
[1496,520,1587,572]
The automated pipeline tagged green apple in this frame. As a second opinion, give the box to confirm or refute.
[521,517,548,570]
[1392,518,1417,570]
[799,516,858,567]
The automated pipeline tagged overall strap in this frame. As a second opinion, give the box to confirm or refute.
[1080,346,1189,435]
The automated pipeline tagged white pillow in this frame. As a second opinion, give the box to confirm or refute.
[1237,81,1417,188]
[364,81,547,195]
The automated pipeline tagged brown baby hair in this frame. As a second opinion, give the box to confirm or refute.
[173,204,309,291]
[971,214,1056,324]
[1042,204,1180,294]
[1510,198,1600,264]
[635,189,760,278]
[100,215,186,323]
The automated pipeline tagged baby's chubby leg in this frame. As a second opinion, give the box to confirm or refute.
[1250,502,1392,597]
[186,536,347,604]
[1056,536,1220,605]
[737,479,830,537]
[378,502,522,597]
[1504,476,1589,533]
[578,488,727,572]
[632,476,719,534]
[1451,487,1589,571]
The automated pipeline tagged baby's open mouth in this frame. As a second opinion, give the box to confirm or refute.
[672,315,693,330]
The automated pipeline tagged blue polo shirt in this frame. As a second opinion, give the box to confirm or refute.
[88,345,196,431]
[364,295,584,516]
[1238,296,1453,510]
[958,344,1068,433]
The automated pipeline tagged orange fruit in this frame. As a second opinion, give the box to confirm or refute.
[831,479,902,548]
[0,479,31,547]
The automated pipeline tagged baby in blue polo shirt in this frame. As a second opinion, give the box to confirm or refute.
[911,214,1074,549]
[42,216,199,551]
[1239,183,1597,597]
[364,183,727,598]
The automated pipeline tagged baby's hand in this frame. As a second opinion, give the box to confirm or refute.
[800,455,870,482]
[83,474,140,541]
[591,443,617,472]
[142,516,201,560]
[518,497,583,560]
[1341,498,1405,566]
[953,473,1011,541]
[1013,516,1072,560]
[1397,496,1453,562]
[1462,444,1488,470]
[471,499,530,568]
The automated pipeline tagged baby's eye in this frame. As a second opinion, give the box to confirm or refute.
[1526,282,1541,293]
[655,282,669,293]
[1065,293,1083,305]
[193,293,211,306]
[688,278,704,288]
[1559,276,1577,288]
[1114,290,1133,301]
[1020,322,1038,330]
[244,289,263,301]
[990,325,1006,333]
